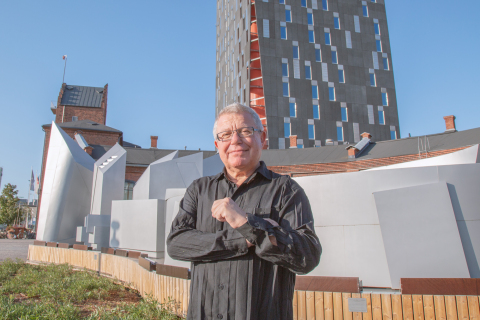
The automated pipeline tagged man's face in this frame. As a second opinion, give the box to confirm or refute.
[214,112,265,173]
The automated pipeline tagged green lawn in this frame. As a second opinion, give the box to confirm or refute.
[0,259,180,319]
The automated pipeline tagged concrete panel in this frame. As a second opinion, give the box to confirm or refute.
[90,143,127,216]
[110,199,165,258]
[164,188,191,268]
[456,221,480,278]
[308,226,346,277]
[203,154,223,177]
[37,122,94,243]
[374,182,470,289]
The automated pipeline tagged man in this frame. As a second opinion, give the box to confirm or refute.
[167,103,321,320]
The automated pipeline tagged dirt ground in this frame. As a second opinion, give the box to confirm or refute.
[0,239,35,262]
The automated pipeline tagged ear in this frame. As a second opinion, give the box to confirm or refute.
[260,130,267,147]
[214,140,219,149]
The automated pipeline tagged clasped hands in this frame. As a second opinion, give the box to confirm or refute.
[212,198,278,247]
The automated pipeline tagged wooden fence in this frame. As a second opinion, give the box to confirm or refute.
[27,245,480,320]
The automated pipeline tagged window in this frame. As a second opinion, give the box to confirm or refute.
[308,30,315,43]
[334,17,340,29]
[382,92,388,106]
[286,9,292,22]
[281,25,287,39]
[363,4,368,17]
[305,65,312,79]
[284,122,291,138]
[376,39,382,52]
[315,48,322,62]
[308,13,314,25]
[325,31,331,45]
[371,0,376,3]
[290,102,297,117]
[370,73,376,86]
[279,0,285,3]
[313,105,320,119]
[338,69,345,83]
[293,45,299,59]
[124,181,135,200]
[329,87,335,101]
[374,22,380,35]
[383,57,389,70]
[337,126,344,141]
[72,116,78,121]
[308,124,315,139]
[298,143,304,148]
[390,129,397,140]
[301,0,307,7]
[331,50,338,64]
[341,106,348,121]
[282,62,289,77]
[322,0,328,11]
[312,85,319,99]
[283,82,290,96]
[378,110,385,125]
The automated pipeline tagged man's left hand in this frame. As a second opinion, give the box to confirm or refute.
[212,198,248,229]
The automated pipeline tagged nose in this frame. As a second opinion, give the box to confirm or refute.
[230,130,242,144]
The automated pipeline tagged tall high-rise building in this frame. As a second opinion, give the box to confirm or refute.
[215,0,399,149]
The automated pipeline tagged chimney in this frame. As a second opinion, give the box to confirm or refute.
[443,115,456,132]
[346,146,359,159]
[361,132,372,140]
[84,146,93,156]
[289,135,297,148]
[150,136,158,148]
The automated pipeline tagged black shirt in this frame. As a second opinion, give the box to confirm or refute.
[167,161,321,320]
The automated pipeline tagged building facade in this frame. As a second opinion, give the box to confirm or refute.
[215,0,400,149]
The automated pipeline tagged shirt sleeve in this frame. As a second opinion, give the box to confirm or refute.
[166,182,250,262]
[235,178,322,274]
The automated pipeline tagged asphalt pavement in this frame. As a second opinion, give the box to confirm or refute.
[0,239,35,262]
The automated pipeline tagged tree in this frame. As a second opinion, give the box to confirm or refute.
[0,183,24,225]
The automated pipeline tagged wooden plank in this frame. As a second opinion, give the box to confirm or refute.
[457,296,469,320]
[445,296,458,320]
[391,295,403,320]
[315,291,325,320]
[352,293,363,320]
[362,293,373,320]
[293,291,298,320]
[402,295,414,320]
[325,292,334,320]
[334,292,343,320]
[343,293,353,320]
[306,291,316,320]
[467,296,480,320]
[295,276,360,293]
[434,296,447,320]
[401,279,477,295]
[372,294,382,320]
[412,295,425,320]
[423,296,435,320]
[382,294,392,320]
[298,290,307,320]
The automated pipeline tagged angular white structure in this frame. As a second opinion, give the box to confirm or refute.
[37,122,94,243]
[293,146,480,288]
[77,143,127,249]
[110,152,206,258]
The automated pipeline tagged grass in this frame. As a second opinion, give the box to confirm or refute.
[0,259,180,319]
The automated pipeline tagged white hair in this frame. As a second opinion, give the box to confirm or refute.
[213,103,264,139]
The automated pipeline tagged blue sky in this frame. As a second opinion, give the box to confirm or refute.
[0,0,479,199]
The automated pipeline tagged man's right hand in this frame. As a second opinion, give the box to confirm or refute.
[246,239,254,247]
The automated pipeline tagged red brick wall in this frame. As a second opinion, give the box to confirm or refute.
[268,146,469,177]
[125,166,147,183]
[55,106,106,125]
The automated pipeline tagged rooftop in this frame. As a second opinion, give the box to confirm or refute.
[60,84,105,108]
[43,120,122,133]
[260,127,480,167]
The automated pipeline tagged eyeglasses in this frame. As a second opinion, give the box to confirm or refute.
[216,127,262,142]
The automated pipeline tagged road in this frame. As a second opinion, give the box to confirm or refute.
[0,239,35,262]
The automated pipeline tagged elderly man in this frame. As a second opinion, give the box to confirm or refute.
[167,103,321,320]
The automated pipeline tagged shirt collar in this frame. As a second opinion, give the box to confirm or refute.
[214,161,272,182]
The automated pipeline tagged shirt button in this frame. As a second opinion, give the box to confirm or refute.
[218,284,225,290]
[217,314,223,319]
